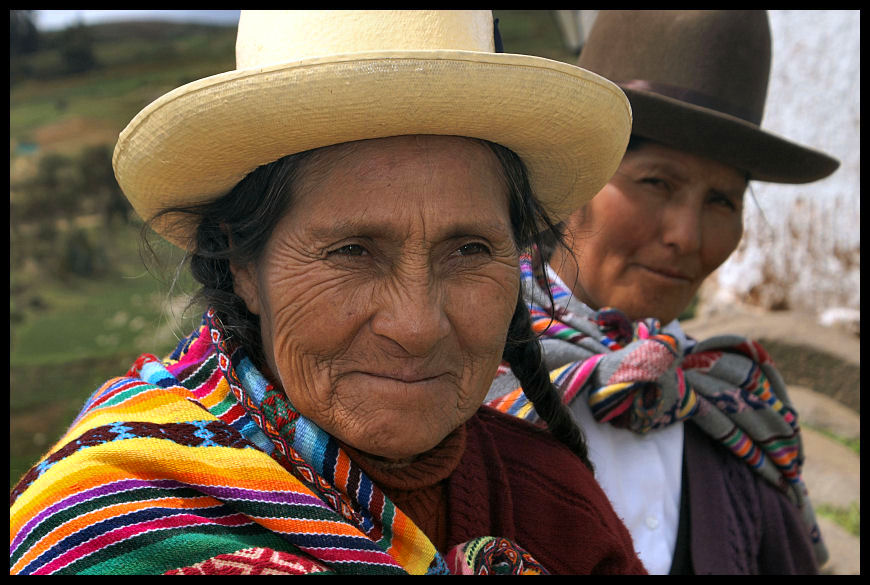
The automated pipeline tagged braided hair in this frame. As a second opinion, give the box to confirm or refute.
[145,137,590,468]
[485,142,592,469]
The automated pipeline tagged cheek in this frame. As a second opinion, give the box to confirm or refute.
[445,270,519,363]
[257,259,372,388]
[702,216,744,273]
[573,194,653,286]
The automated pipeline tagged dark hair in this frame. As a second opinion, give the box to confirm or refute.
[145,137,591,468]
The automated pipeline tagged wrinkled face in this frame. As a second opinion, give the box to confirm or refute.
[552,141,746,324]
[232,135,520,461]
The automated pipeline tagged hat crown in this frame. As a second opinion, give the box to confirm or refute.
[579,10,771,125]
[236,10,495,70]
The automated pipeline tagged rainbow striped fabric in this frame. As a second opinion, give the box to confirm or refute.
[11,308,545,575]
[487,253,828,566]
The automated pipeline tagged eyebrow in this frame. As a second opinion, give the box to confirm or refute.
[633,160,747,196]
[308,217,515,244]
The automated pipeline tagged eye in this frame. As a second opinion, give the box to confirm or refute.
[327,243,369,257]
[455,241,491,257]
[708,192,741,212]
[639,176,671,191]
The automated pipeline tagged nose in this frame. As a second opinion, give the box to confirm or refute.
[660,199,702,255]
[369,271,450,356]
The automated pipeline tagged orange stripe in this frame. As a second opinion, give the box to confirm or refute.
[12,443,302,535]
[333,452,351,491]
[254,516,366,537]
[12,496,218,574]
[386,508,435,574]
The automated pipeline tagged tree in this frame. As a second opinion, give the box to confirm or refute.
[59,21,97,74]
[10,10,39,56]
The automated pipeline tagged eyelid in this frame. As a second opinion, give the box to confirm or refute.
[325,240,371,258]
[709,192,741,210]
[454,240,492,256]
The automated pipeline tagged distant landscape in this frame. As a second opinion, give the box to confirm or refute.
[9,10,576,488]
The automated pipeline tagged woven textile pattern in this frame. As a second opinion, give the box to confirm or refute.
[487,253,827,566]
[11,309,544,575]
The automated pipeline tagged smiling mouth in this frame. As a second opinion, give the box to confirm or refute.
[359,371,446,384]
[640,265,693,282]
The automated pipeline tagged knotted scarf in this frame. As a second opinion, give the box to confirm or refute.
[11,308,546,575]
[487,253,827,566]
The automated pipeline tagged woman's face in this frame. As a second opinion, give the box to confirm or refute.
[552,141,746,324]
[232,135,520,461]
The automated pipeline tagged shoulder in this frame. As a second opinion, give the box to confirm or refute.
[462,406,647,574]
[684,422,819,573]
[470,405,622,504]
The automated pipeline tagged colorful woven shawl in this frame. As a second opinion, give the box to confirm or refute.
[487,253,827,566]
[10,308,546,575]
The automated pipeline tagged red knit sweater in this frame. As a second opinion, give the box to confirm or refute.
[348,406,647,575]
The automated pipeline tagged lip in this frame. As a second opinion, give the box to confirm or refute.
[357,370,448,384]
[638,264,694,283]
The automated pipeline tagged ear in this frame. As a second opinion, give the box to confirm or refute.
[230,262,262,315]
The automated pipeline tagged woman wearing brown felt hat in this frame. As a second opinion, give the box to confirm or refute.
[488,10,837,574]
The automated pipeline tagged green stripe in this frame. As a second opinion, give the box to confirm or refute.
[178,354,219,391]
[66,524,290,574]
[12,485,203,567]
[93,383,159,410]
[209,392,240,418]
[375,499,397,552]
[227,499,346,523]
[14,486,345,568]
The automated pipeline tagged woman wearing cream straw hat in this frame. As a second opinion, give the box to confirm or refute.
[488,10,838,574]
[10,11,645,575]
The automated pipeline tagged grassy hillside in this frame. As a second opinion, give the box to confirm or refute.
[10,20,239,487]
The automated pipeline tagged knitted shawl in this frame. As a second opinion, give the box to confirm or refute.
[10,308,547,575]
[486,253,827,567]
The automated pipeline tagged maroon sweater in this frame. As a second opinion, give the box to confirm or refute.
[349,406,647,575]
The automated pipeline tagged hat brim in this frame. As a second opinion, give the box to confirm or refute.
[623,88,839,184]
[113,50,631,248]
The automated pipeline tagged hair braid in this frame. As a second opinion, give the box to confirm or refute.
[502,292,592,470]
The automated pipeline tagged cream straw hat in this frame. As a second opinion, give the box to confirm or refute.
[113,10,631,247]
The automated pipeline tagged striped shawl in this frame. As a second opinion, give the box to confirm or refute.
[486,253,827,567]
[10,308,546,575]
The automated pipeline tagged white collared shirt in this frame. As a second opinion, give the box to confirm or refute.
[547,268,685,575]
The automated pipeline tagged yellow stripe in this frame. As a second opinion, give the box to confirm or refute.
[587,382,634,407]
[11,437,301,536]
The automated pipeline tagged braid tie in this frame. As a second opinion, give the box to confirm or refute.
[503,294,592,470]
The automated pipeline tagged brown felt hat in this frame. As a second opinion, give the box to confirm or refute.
[578,10,839,184]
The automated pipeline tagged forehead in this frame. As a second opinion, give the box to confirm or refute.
[284,135,513,236]
[624,140,748,192]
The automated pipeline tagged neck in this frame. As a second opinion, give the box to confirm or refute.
[340,424,466,492]
[547,244,593,308]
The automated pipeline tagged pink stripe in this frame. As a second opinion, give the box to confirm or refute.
[191,366,226,399]
[176,328,214,364]
[596,394,634,422]
[675,368,687,398]
[36,513,252,575]
[562,355,603,404]
[89,379,152,409]
[309,546,398,566]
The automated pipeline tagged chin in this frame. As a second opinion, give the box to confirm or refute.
[336,415,451,461]
[622,297,685,325]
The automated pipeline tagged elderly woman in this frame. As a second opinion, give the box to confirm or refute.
[488,11,839,575]
[10,11,645,575]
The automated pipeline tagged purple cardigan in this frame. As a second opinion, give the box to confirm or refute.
[675,421,819,574]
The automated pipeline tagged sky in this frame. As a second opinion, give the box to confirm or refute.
[34,10,241,31]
